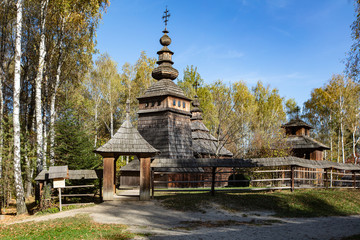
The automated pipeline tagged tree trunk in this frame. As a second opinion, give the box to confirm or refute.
[25,147,32,199]
[35,0,49,174]
[337,128,340,163]
[13,0,27,215]
[94,105,98,147]
[49,16,65,166]
[108,76,114,137]
[340,120,345,164]
[353,128,358,164]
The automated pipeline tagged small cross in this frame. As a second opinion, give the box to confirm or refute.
[193,79,200,93]
[162,7,170,27]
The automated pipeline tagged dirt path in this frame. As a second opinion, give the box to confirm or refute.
[5,200,360,240]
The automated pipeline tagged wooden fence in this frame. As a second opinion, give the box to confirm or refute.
[151,166,360,197]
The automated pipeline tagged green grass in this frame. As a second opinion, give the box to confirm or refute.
[155,189,360,218]
[0,214,135,240]
[35,203,95,215]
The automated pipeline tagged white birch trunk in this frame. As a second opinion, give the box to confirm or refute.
[353,130,357,164]
[49,15,66,166]
[49,60,62,166]
[94,105,98,147]
[337,129,340,163]
[109,80,113,137]
[340,101,345,164]
[42,68,48,169]
[13,0,27,215]
[35,0,49,173]
[329,114,333,161]
[25,150,32,198]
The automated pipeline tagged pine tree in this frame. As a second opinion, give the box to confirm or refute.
[54,105,101,170]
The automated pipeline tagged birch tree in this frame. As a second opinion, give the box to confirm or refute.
[35,0,49,173]
[13,0,27,215]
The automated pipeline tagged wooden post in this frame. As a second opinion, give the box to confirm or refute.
[114,158,117,193]
[151,168,155,199]
[324,169,328,189]
[330,168,333,188]
[58,188,62,211]
[140,157,151,201]
[99,175,103,202]
[103,157,115,201]
[290,166,295,192]
[353,172,356,189]
[211,167,216,196]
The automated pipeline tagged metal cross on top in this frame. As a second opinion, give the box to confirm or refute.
[162,7,170,27]
[193,79,200,93]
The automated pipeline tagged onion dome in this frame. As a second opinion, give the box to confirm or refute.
[152,29,179,81]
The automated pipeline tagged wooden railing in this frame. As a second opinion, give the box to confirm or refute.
[151,167,360,197]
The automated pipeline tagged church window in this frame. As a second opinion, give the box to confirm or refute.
[183,101,185,108]
[151,102,155,107]
[145,103,149,107]
[178,100,181,107]
[173,100,176,106]
[157,101,161,106]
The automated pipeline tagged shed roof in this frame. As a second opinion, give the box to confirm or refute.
[35,169,98,181]
[68,170,98,180]
[49,166,69,179]
[282,119,313,129]
[120,157,140,171]
[286,135,330,150]
[95,118,160,157]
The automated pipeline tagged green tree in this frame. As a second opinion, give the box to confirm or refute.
[346,0,360,81]
[54,103,101,170]
[304,74,360,163]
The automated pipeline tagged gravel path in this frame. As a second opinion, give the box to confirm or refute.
[6,199,360,240]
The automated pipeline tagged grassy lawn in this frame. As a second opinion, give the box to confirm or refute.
[0,214,135,240]
[155,189,360,218]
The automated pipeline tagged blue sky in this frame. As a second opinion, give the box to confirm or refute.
[96,0,355,107]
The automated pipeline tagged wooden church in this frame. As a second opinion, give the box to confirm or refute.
[119,22,233,188]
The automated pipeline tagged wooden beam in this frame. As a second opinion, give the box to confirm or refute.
[290,166,295,192]
[103,157,115,201]
[151,168,155,199]
[324,168,328,189]
[353,172,357,189]
[211,167,216,196]
[140,157,151,201]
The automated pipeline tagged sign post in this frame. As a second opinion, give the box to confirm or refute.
[54,179,65,211]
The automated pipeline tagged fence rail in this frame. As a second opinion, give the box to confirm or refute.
[151,167,360,197]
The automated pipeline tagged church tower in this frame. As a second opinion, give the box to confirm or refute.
[137,9,193,160]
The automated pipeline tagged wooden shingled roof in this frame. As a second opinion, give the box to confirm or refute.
[150,156,360,171]
[48,166,69,179]
[35,169,98,181]
[282,119,313,129]
[137,79,191,101]
[286,135,330,150]
[190,96,233,157]
[95,118,159,157]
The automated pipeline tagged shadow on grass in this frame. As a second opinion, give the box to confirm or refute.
[156,189,360,218]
